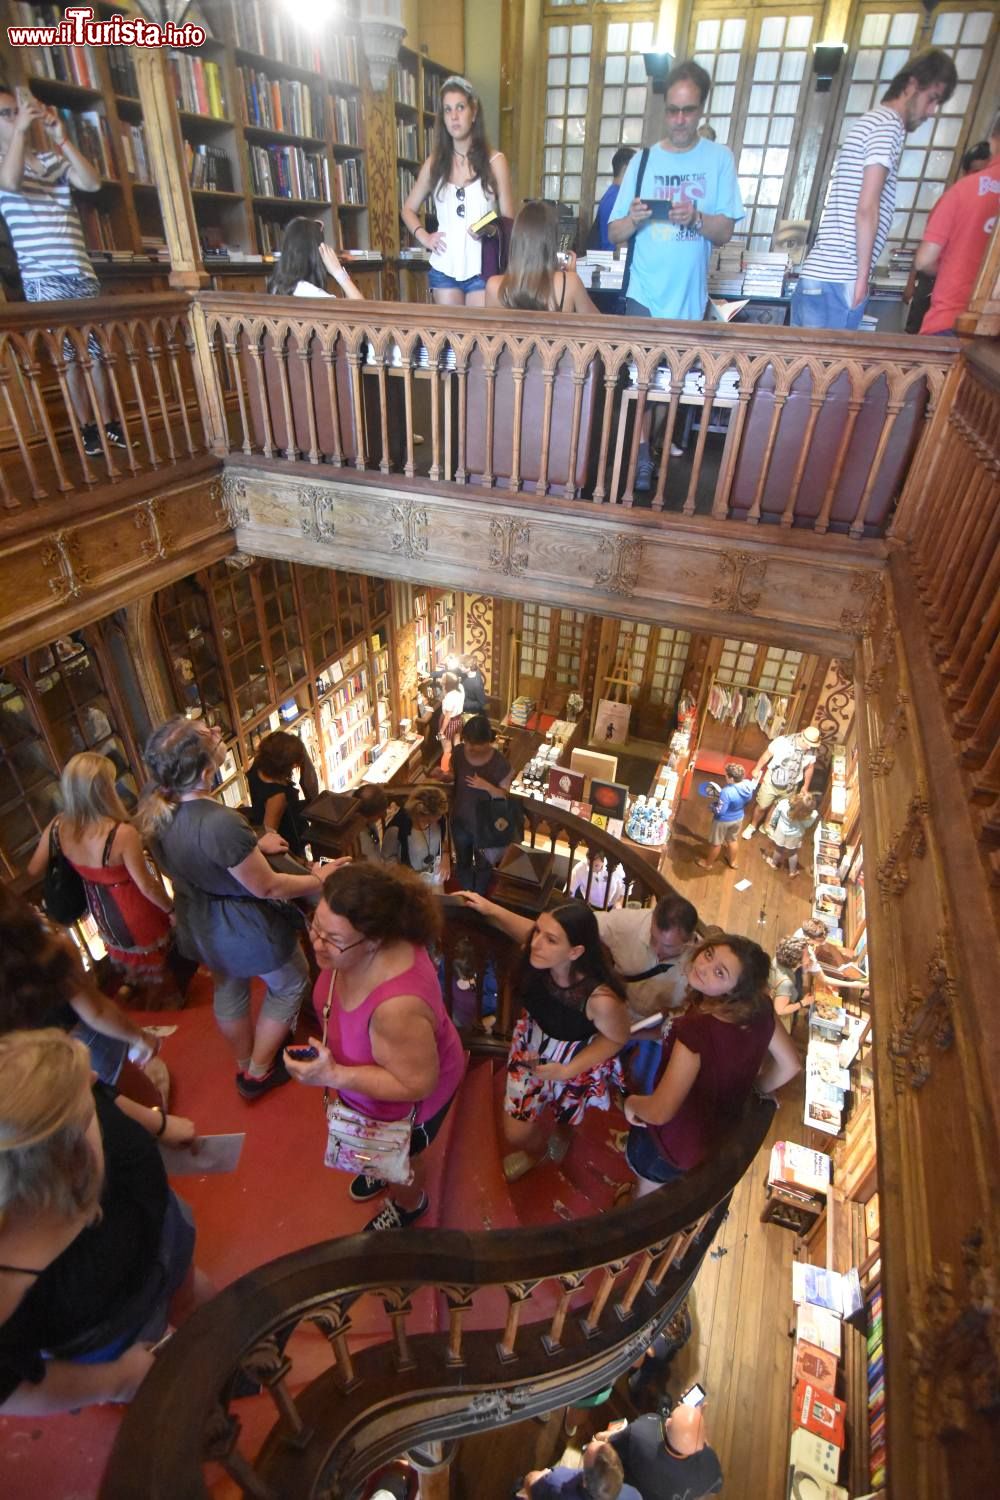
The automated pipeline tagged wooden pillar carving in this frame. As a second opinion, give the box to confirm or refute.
[133,49,207,292]
[362,74,400,302]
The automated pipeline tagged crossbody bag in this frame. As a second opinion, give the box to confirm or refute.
[320,970,415,1185]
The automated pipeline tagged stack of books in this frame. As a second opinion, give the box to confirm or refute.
[708,243,744,297]
[743,250,787,297]
[185,142,234,193]
[11,4,98,86]
[169,52,227,119]
[119,122,153,184]
[238,70,323,137]
[336,158,367,206]
[509,697,536,728]
[56,109,114,180]
[248,145,330,201]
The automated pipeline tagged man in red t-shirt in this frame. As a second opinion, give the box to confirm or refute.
[915,111,1000,334]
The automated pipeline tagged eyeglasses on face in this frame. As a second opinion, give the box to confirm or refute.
[665,103,701,118]
[308,923,366,954]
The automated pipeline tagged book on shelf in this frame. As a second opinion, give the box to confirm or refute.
[769,1141,831,1197]
[333,96,361,147]
[398,165,417,214]
[796,1303,842,1357]
[792,1339,838,1393]
[791,1380,847,1449]
[788,1428,843,1487]
[56,108,114,179]
[238,68,323,138]
[118,122,153,184]
[107,43,138,97]
[229,0,334,76]
[169,52,227,119]
[329,34,360,86]
[248,145,330,201]
[792,1263,863,1319]
[394,65,418,108]
[336,157,367,207]
[396,120,419,160]
[12,4,99,87]
[77,204,118,254]
[185,141,234,193]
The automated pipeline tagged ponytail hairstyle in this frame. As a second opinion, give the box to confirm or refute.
[428,76,499,204]
[519,898,627,1004]
[135,716,219,838]
[60,751,130,840]
[321,861,442,947]
[685,934,773,1026]
[500,200,559,311]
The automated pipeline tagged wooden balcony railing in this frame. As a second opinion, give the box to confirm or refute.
[197,294,957,539]
[890,342,1000,865]
[101,901,775,1500]
[0,294,214,525]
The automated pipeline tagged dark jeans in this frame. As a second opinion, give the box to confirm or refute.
[451,819,503,895]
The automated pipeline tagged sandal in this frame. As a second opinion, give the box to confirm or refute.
[503,1150,539,1183]
[547,1131,571,1166]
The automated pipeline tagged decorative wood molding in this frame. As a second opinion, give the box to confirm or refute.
[712,550,766,613]
[841,568,885,638]
[391,500,430,560]
[869,689,910,778]
[220,472,249,528]
[299,488,336,545]
[875,786,930,902]
[489,517,530,577]
[594,533,644,599]
[888,933,957,1091]
[908,1226,999,1440]
[463,594,494,690]
[133,498,173,561]
[40,530,91,599]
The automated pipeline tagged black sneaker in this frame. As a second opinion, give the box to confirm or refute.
[349,1171,388,1201]
[364,1193,429,1232]
[236,1056,291,1100]
[81,422,103,458]
[105,420,129,449]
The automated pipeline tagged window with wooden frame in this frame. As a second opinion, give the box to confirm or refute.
[541,17,595,204]
[718,636,759,686]
[156,575,234,738]
[757,645,804,694]
[593,15,656,207]
[258,559,307,698]
[831,4,998,253]
[518,602,552,681]
[551,609,588,687]
[624,622,692,738]
[0,670,61,878]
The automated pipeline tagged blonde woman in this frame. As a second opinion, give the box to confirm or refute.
[28,752,175,1002]
[0,1031,203,1414]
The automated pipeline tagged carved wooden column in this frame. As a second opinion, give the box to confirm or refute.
[132,49,207,292]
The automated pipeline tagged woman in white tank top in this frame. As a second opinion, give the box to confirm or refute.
[401,75,515,307]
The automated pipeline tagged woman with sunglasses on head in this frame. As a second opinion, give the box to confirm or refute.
[485,200,597,314]
[458,892,630,1182]
[401,75,514,307]
[624,935,800,1196]
[284,863,465,1232]
[267,216,364,300]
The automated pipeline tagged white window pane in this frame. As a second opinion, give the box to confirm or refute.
[754,52,779,82]
[625,86,646,114]
[598,146,616,174]
[962,12,992,45]
[934,117,961,148]
[749,84,774,113]
[740,146,763,175]
[888,12,918,46]
[860,14,889,47]
[899,149,926,178]
[603,86,623,114]
[605,55,626,84]
[768,115,794,146]
[925,150,952,180]
[545,147,561,173]
[763,145,787,175]
[738,176,758,201]
[566,116,586,143]
[547,89,566,115]
[570,57,589,85]
[743,116,767,145]
[853,49,880,82]
[721,17,746,49]
[942,82,971,115]
[567,87,588,113]
[787,16,814,47]
[628,55,647,84]
[931,12,962,46]
[599,117,619,144]
[709,116,730,144]
[754,206,777,233]
[956,47,982,82]
[548,26,568,53]
[847,82,874,114]
[780,51,806,82]
[759,175,783,205]
[774,83,800,113]
[621,117,644,144]
[893,179,916,208]
[631,22,654,51]
[759,16,785,49]
[544,175,561,197]
[548,58,567,86]
[696,19,719,50]
[563,175,581,200]
[594,177,610,204]
[564,145,583,173]
[570,25,591,53]
[545,118,564,144]
[714,51,741,83]
[917,181,943,210]
[910,211,927,237]
[694,51,715,79]
[908,116,935,147]
[881,49,910,80]
[890,210,909,238]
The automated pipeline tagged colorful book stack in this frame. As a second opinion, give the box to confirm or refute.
[867,1287,886,1488]
[787,1255,870,1497]
[248,146,330,202]
[11,4,98,86]
[185,142,234,193]
[56,109,114,180]
[119,123,153,185]
[329,34,360,86]
[169,52,227,119]
[238,70,324,138]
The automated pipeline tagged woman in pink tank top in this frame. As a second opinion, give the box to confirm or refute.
[284,863,465,1232]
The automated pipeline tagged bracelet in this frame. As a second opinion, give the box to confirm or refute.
[153,1105,168,1138]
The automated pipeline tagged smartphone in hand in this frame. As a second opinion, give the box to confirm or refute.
[286,1045,319,1062]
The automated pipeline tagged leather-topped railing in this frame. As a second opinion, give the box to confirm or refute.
[101,899,775,1500]
[193,293,957,535]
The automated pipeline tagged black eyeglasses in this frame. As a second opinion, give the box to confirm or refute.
[455,184,465,219]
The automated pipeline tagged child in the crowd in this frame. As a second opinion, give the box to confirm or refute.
[764,791,818,877]
[697,764,755,870]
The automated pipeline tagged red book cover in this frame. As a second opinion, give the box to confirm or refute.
[793,1340,838,1394]
[792,1380,847,1448]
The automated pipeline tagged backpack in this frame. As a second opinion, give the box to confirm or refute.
[769,747,805,790]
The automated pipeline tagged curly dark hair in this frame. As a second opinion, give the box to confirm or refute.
[321,861,442,946]
[685,933,773,1025]
[253,730,309,781]
[0,883,83,1034]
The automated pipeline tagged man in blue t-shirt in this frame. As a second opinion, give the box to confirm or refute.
[609,60,744,488]
[520,1436,641,1499]
[697,763,755,871]
[594,147,636,252]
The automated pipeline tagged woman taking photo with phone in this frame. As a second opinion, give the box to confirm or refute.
[267,216,364,300]
[458,893,630,1182]
[485,200,597,314]
[401,75,514,307]
[624,935,800,1195]
[284,863,465,1232]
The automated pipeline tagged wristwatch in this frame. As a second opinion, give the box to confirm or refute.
[693,211,704,236]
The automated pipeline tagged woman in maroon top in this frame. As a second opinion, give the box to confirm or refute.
[624,935,799,1195]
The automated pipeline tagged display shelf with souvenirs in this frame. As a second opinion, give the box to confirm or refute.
[762,1140,831,1235]
[648,695,698,846]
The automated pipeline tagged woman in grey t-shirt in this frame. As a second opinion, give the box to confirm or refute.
[136,718,340,1101]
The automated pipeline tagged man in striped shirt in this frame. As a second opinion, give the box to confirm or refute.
[0,83,125,458]
[792,49,958,331]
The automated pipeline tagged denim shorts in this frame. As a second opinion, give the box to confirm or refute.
[790,277,866,332]
[626,1124,685,1184]
[428,267,486,294]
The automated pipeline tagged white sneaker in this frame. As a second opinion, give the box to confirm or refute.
[741,825,756,840]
